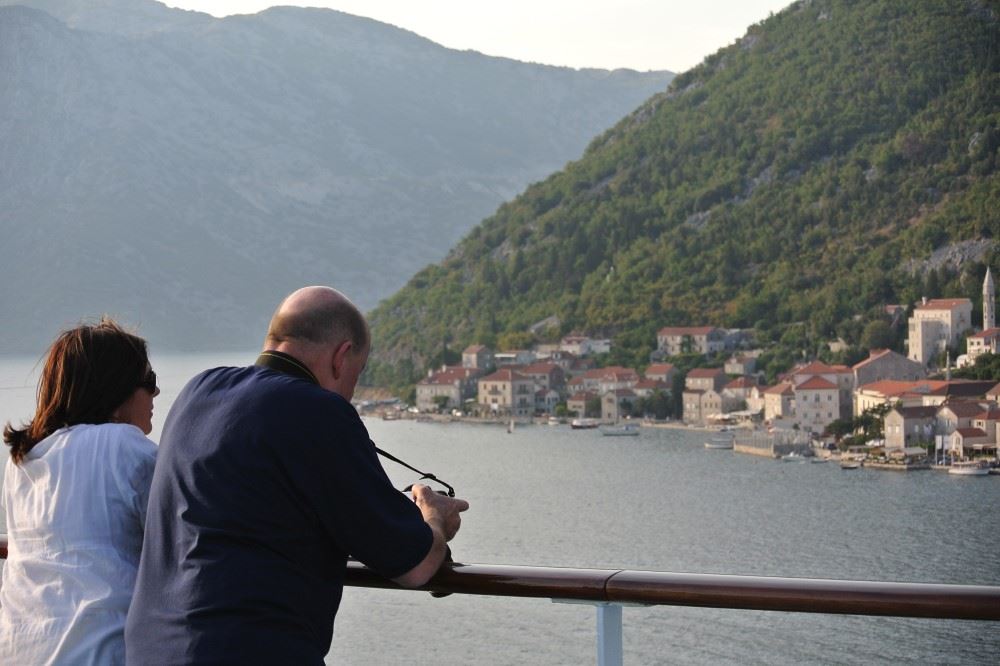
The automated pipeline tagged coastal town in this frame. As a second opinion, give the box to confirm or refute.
[384,270,1000,472]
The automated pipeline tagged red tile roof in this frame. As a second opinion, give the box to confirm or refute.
[793,361,851,375]
[763,382,795,396]
[968,327,1000,339]
[955,427,987,438]
[915,298,972,310]
[724,376,757,389]
[940,401,989,417]
[479,369,528,382]
[687,367,726,379]
[645,363,676,376]
[795,376,838,391]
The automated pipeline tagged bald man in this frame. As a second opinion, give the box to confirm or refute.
[125,287,469,665]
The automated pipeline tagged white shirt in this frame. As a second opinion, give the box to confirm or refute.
[0,423,157,665]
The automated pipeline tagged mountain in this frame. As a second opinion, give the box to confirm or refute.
[0,0,673,353]
[366,0,1000,388]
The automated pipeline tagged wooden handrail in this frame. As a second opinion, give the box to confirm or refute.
[345,561,1000,621]
[2,537,997,620]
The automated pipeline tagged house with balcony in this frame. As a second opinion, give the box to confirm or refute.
[788,361,854,420]
[416,366,482,412]
[477,369,536,417]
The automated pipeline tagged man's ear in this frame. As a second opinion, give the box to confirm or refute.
[330,339,354,379]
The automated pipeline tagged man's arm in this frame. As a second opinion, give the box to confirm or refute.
[392,484,469,588]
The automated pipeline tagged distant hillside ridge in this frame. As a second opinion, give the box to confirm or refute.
[366,0,1000,389]
[0,0,672,353]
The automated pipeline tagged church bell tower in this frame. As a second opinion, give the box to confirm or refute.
[985,267,996,331]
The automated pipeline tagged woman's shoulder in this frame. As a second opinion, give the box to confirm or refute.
[69,423,157,457]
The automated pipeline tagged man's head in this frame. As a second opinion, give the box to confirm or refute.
[264,286,370,400]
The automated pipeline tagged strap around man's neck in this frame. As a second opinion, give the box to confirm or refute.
[255,350,319,385]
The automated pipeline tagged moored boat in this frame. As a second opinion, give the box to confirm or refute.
[947,460,990,476]
[704,437,733,450]
[601,424,639,436]
[570,418,601,430]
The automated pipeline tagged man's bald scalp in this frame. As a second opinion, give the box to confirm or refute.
[265,287,369,351]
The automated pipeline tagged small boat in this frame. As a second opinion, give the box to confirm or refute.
[570,418,601,430]
[840,459,862,469]
[601,424,639,437]
[547,416,563,426]
[704,437,733,450]
[781,452,808,462]
[947,460,990,476]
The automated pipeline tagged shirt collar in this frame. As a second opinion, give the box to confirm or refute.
[255,350,319,385]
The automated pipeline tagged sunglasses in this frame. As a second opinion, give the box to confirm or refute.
[138,368,158,394]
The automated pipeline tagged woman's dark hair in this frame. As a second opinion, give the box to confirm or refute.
[3,318,151,464]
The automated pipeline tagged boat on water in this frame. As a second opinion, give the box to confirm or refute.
[781,451,809,463]
[840,459,862,469]
[547,416,564,426]
[947,460,990,476]
[570,418,601,430]
[601,424,639,437]
[704,437,734,450]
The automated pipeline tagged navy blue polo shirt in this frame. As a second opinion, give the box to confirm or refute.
[125,362,432,665]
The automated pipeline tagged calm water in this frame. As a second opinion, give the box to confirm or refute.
[2,354,999,664]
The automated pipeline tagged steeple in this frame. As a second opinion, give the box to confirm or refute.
[985,267,996,331]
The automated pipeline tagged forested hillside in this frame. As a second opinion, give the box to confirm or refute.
[367,0,1000,388]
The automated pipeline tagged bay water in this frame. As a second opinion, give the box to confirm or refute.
[1,353,998,664]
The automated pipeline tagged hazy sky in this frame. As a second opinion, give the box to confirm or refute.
[163,1,793,72]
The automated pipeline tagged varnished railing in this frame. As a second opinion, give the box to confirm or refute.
[1,537,997,619]
[3,538,999,665]
[346,560,1000,620]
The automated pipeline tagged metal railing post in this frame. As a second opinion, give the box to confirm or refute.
[596,603,623,666]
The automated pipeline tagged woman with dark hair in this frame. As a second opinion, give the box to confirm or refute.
[0,319,159,665]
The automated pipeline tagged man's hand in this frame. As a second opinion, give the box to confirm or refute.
[411,484,469,541]
[392,485,469,588]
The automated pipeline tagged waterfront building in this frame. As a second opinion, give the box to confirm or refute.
[936,401,988,438]
[884,406,937,449]
[602,388,638,422]
[852,349,925,387]
[763,382,795,423]
[477,368,535,417]
[907,298,973,366]
[567,390,598,417]
[788,361,854,420]
[793,376,841,434]
[682,388,723,426]
[416,366,481,412]
[948,427,994,459]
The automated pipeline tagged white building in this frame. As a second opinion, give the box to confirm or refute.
[907,298,972,366]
